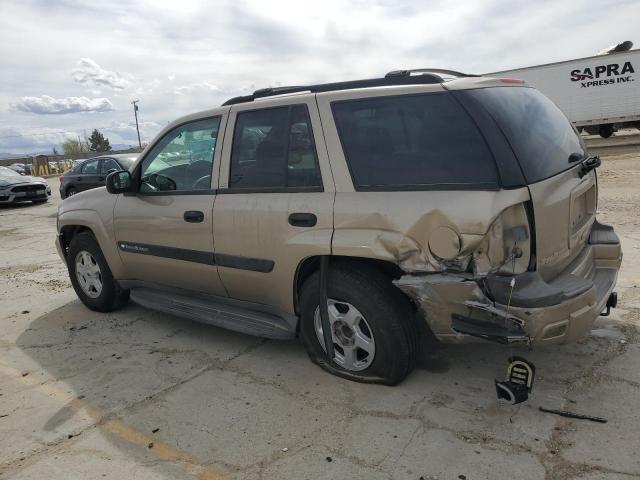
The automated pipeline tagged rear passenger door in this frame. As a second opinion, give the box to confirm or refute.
[213,98,334,314]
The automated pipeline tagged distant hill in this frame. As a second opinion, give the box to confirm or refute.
[0,151,52,159]
[0,144,140,160]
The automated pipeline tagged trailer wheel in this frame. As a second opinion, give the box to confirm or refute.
[599,124,614,138]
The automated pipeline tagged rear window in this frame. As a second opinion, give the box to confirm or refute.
[466,87,585,183]
[331,92,498,190]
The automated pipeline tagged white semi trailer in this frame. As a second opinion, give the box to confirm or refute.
[488,48,640,137]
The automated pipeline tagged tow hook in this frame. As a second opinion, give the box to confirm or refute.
[601,292,618,317]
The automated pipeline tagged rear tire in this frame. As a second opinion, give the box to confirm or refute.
[300,261,417,385]
[67,232,129,312]
[599,124,614,138]
[65,187,77,199]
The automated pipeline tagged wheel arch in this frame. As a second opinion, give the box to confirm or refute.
[59,225,94,255]
[293,255,405,316]
[58,210,126,278]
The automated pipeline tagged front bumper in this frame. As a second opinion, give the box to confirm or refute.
[0,186,51,203]
[395,221,622,345]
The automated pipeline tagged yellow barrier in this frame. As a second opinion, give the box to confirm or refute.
[31,158,75,177]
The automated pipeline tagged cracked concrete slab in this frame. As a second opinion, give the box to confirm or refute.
[8,428,198,480]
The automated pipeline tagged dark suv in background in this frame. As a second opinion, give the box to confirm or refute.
[60,154,137,199]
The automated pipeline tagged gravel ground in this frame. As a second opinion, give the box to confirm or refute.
[1,149,639,480]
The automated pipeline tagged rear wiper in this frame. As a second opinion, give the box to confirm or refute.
[579,155,601,178]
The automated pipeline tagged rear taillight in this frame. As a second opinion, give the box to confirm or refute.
[59,175,64,182]
[473,203,531,275]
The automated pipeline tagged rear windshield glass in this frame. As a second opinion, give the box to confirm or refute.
[467,87,585,183]
[331,93,498,190]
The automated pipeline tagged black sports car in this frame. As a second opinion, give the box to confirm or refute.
[0,166,51,204]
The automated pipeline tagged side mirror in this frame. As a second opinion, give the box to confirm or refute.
[106,170,133,194]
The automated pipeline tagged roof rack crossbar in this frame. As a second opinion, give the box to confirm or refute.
[221,73,444,106]
[385,68,479,78]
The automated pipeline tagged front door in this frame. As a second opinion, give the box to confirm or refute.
[113,114,228,296]
[213,99,335,314]
[76,157,102,192]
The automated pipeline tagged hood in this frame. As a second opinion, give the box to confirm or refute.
[59,185,108,211]
[0,174,48,187]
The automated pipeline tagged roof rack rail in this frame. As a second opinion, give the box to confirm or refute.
[385,68,480,78]
[221,72,445,106]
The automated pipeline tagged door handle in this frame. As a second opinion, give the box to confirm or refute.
[184,210,205,223]
[288,212,317,227]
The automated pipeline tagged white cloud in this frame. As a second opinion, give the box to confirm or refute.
[11,95,114,114]
[103,120,162,143]
[1,0,638,154]
[173,82,219,96]
[0,127,79,153]
[71,58,130,90]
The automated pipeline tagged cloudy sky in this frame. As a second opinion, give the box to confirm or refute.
[0,0,637,155]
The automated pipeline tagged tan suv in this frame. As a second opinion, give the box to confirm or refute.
[56,69,622,385]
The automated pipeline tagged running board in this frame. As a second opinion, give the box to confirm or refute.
[129,287,296,340]
[451,314,530,345]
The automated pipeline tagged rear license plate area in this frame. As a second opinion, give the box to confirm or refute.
[569,181,596,249]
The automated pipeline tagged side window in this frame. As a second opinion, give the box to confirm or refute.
[140,117,221,192]
[100,158,120,175]
[332,93,499,189]
[81,158,99,174]
[229,105,322,190]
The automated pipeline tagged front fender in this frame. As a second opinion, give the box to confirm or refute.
[57,188,126,278]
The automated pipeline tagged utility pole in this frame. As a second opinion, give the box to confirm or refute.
[131,99,142,149]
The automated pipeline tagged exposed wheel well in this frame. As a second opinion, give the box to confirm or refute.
[59,225,94,259]
[293,255,405,315]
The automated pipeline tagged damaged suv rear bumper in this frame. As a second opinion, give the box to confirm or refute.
[395,221,622,345]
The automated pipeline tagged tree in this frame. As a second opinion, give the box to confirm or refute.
[88,129,112,152]
[62,138,89,155]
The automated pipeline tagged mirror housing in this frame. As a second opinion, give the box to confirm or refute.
[106,170,133,194]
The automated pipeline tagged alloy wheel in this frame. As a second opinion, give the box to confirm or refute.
[314,299,376,371]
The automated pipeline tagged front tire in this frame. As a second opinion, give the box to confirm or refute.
[67,232,129,312]
[300,261,417,385]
